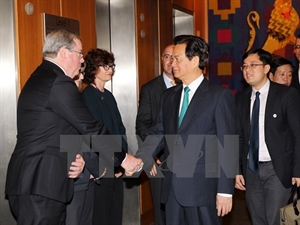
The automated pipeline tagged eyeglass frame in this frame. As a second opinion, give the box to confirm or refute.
[240,63,265,71]
[294,45,300,50]
[67,48,84,58]
[162,54,173,60]
[99,64,116,71]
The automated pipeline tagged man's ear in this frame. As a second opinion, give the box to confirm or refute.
[58,46,68,59]
[193,56,200,68]
[264,64,271,75]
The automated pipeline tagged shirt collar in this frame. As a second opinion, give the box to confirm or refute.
[183,74,204,91]
[251,79,270,98]
[163,72,175,88]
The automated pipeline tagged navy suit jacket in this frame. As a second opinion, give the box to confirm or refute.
[136,78,237,207]
[235,81,300,188]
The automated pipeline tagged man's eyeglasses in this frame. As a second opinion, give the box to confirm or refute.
[240,63,264,71]
[294,45,300,50]
[67,48,84,58]
[100,64,116,71]
[162,54,173,60]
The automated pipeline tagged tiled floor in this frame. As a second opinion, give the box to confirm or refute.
[223,189,252,225]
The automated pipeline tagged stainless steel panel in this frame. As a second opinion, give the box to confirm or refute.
[0,0,18,224]
[95,0,140,224]
[173,9,194,37]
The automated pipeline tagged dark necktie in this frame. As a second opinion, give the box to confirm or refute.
[248,91,260,173]
[178,86,190,126]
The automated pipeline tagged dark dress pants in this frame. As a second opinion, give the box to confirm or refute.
[245,161,291,225]
[165,186,222,225]
[66,179,94,225]
[149,177,166,225]
[8,195,66,225]
[92,177,123,225]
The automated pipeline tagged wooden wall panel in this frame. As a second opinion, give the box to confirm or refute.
[15,0,60,90]
[159,0,174,66]
[136,0,158,91]
[194,0,208,41]
[15,0,96,91]
[61,0,97,55]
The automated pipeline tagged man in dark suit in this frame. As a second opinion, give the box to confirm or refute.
[235,48,300,225]
[5,29,142,225]
[135,35,237,225]
[136,44,175,225]
[291,34,300,92]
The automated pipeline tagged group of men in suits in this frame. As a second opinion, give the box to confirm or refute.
[5,29,300,225]
[235,48,300,225]
[135,36,300,225]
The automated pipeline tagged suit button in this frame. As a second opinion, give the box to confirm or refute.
[175,142,179,145]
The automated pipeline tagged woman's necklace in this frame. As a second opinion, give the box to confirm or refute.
[92,82,105,100]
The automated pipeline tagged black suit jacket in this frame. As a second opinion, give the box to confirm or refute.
[5,60,122,203]
[136,75,166,147]
[291,63,300,94]
[136,78,237,207]
[235,81,300,188]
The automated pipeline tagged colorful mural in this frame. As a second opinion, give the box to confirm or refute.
[208,0,300,93]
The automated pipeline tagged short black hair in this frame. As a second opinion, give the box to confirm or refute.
[242,48,272,66]
[269,57,293,75]
[173,35,209,70]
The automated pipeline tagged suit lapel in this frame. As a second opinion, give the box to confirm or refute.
[265,82,277,125]
[158,74,167,90]
[242,88,251,131]
[178,79,209,131]
[167,84,182,132]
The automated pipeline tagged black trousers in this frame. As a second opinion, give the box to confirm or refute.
[8,195,66,225]
[165,187,222,225]
[66,179,94,225]
[92,177,123,225]
[149,177,166,225]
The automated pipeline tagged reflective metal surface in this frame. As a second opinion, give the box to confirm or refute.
[173,9,194,37]
[0,0,18,224]
[95,0,140,224]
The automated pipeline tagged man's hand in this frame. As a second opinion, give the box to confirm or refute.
[235,175,246,191]
[216,195,232,217]
[68,154,85,178]
[121,153,143,176]
[292,177,300,187]
[150,158,161,176]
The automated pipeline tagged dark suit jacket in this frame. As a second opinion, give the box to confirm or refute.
[136,78,237,207]
[235,81,300,188]
[136,75,166,149]
[5,60,122,203]
[291,63,300,94]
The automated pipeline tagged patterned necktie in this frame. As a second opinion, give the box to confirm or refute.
[248,91,260,173]
[178,86,190,126]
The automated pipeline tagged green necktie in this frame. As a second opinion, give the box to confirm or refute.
[178,86,190,126]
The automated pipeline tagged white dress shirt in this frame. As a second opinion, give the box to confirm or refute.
[250,79,271,162]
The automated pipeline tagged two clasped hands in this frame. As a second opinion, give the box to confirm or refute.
[68,153,143,178]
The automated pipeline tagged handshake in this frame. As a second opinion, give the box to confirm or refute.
[121,153,144,176]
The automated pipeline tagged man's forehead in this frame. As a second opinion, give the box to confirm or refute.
[173,44,186,55]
